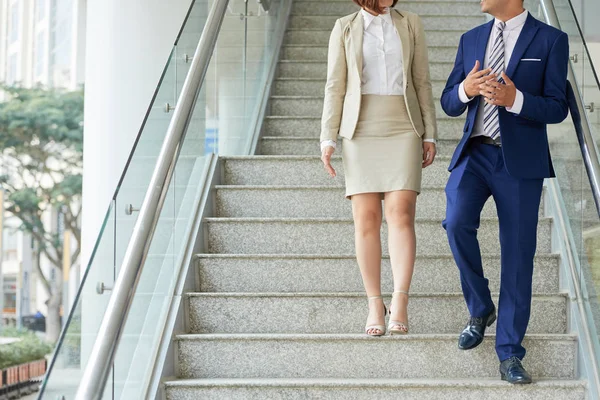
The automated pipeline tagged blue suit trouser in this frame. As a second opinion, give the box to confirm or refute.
[442,139,544,361]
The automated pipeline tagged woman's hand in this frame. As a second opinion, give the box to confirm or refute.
[321,146,336,177]
[422,142,436,168]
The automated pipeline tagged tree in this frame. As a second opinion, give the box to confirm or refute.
[0,86,83,343]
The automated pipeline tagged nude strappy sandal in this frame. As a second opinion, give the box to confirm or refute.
[365,295,387,336]
[388,290,409,335]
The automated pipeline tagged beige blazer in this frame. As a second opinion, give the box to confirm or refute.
[320,9,438,143]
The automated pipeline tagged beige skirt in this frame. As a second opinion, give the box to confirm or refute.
[342,95,423,199]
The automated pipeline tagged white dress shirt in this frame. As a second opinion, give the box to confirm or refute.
[458,9,528,138]
[321,8,434,152]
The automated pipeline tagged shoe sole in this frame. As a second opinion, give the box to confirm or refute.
[501,374,533,384]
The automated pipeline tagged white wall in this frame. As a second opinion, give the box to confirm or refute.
[81,0,192,269]
[78,1,193,393]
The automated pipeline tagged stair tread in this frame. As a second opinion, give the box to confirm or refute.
[215,185,444,192]
[186,291,566,298]
[260,136,454,140]
[194,253,559,259]
[164,377,586,387]
[176,333,577,340]
[204,216,548,222]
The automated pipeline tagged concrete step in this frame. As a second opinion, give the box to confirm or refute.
[258,137,457,156]
[221,155,583,190]
[175,333,576,379]
[268,96,447,118]
[288,15,485,30]
[291,2,483,17]
[214,186,500,219]
[204,217,553,255]
[281,45,459,63]
[195,254,560,294]
[277,61,453,81]
[164,378,587,400]
[262,116,465,139]
[285,29,463,47]
[272,78,447,97]
[186,292,566,335]
[221,155,450,187]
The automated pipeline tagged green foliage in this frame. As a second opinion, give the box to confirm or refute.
[0,85,83,274]
[0,328,52,369]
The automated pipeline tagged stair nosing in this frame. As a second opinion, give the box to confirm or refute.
[260,136,455,141]
[214,184,448,190]
[175,333,578,341]
[193,253,560,260]
[203,216,552,223]
[163,377,587,388]
[185,292,567,299]
[264,115,458,120]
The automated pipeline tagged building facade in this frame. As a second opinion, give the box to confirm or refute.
[0,0,86,90]
[0,0,85,327]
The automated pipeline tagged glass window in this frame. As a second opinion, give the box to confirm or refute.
[3,276,17,312]
[50,0,73,87]
[7,53,18,85]
[35,32,46,77]
[9,3,20,43]
[36,0,46,21]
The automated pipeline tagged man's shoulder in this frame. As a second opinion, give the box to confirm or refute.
[532,16,566,40]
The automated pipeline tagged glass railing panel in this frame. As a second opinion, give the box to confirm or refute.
[38,0,211,397]
[535,0,600,383]
[531,4,587,260]
[40,203,116,399]
[42,0,290,397]
[112,2,289,394]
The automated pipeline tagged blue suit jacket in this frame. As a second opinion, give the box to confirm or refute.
[440,13,569,179]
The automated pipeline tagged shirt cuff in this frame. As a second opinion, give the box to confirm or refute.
[458,81,473,104]
[423,139,436,144]
[505,89,524,114]
[320,140,337,152]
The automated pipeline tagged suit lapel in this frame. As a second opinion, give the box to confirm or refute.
[506,14,539,76]
[392,10,411,85]
[347,12,363,81]
[476,20,494,67]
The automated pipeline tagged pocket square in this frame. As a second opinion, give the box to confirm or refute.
[521,58,541,61]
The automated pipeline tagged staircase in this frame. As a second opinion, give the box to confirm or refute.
[163,0,588,398]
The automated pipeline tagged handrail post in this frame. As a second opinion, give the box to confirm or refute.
[540,0,600,216]
[74,1,230,398]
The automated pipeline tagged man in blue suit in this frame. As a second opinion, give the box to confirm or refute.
[440,0,569,384]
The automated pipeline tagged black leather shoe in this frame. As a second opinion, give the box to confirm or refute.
[458,305,496,350]
[500,356,533,384]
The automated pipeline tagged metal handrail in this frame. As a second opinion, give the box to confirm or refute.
[539,0,600,217]
[74,0,230,398]
[539,0,600,396]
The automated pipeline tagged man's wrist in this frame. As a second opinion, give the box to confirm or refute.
[458,81,474,104]
[505,89,524,114]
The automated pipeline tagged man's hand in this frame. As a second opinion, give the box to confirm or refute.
[480,72,517,108]
[422,142,437,168]
[321,146,336,177]
[464,60,494,98]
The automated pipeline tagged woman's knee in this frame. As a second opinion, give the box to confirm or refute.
[354,208,382,234]
[385,204,415,228]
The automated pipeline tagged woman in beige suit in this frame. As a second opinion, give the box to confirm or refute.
[320,0,437,336]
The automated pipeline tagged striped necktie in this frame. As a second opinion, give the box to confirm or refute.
[483,21,506,140]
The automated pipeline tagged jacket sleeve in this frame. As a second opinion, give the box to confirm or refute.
[411,14,438,141]
[441,33,470,117]
[518,32,569,124]
[320,19,347,143]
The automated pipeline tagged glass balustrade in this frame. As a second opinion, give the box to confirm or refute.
[39,0,289,398]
